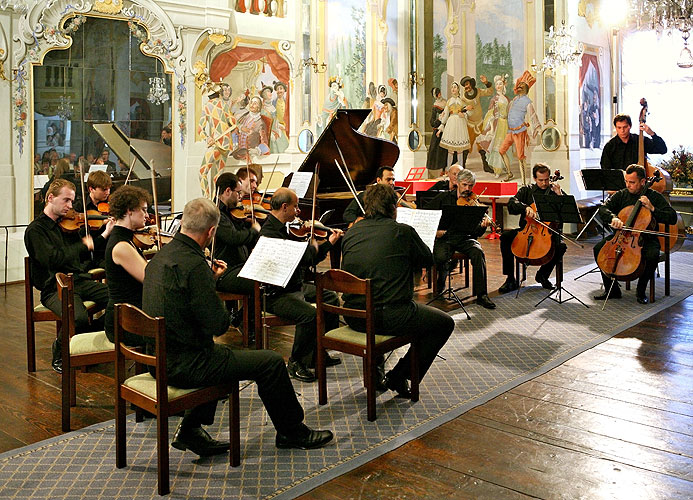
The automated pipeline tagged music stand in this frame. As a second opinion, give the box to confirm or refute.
[426,205,488,319]
[532,194,589,308]
[416,190,443,209]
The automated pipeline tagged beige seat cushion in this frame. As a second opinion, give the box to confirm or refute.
[123,373,199,400]
[69,330,114,354]
[35,300,95,314]
[325,325,394,346]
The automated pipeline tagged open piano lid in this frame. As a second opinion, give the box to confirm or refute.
[296,109,399,194]
[92,122,171,178]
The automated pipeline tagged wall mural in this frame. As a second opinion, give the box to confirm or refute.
[578,52,601,150]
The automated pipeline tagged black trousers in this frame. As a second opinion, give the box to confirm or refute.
[500,229,567,280]
[593,236,659,295]
[266,283,339,365]
[433,237,487,296]
[345,301,454,381]
[41,278,109,334]
[169,345,305,436]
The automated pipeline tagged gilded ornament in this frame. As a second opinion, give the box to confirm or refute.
[208,33,227,46]
[93,0,123,15]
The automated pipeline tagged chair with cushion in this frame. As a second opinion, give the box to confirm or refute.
[24,256,61,372]
[55,272,115,432]
[217,291,250,347]
[253,280,297,350]
[114,303,240,496]
[315,269,419,422]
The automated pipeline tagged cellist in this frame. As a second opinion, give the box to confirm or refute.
[498,163,567,293]
[593,164,677,304]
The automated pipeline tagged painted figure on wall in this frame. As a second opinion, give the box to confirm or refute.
[426,87,448,172]
[498,71,541,185]
[232,96,270,160]
[317,76,348,136]
[459,75,494,172]
[478,74,511,179]
[270,81,290,154]
[379,98,397,142]
[198,83,237,198]
[437,81,470,167]
[362,84,388,137]
[579,53,601,150]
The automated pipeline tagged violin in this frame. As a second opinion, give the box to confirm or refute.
[59,209,108,233]
[230,203,269,222]
[456,192,498,231]
[243,192,272,211]
[288,218,331,240]
[510,170,563,266]
[596,172,660,281]
[132,227,174,250]
[97,201,110,215]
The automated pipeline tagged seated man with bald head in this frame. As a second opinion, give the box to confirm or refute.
[427,164,461,192]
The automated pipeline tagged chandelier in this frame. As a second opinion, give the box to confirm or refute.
[57,95,73,120]
[629,0,693,68]
[532,21,584,74]
[147,77,169,105]
[0,0,27,14]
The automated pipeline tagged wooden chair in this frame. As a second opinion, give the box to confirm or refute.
[431,252,470,295]
[24,256,61,372]
[315,269,419,422]
[253,281,297,350]
[217,291,250,347]
[55,272,114,432]
[114,303,240,496]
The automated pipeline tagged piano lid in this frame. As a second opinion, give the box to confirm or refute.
[297,109,399,194]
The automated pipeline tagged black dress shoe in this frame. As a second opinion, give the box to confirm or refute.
[384,372,412,398]
[308,353,342,369]
[498,278,518,294]
[476,294,497,309]
[593,290,622,300]
[287,358,316,383]
[536,275,555,290]
[276,426,334,450]
[636,295,649,304]
[171,424,230,457]
[51,339,63,374]
[375,362,387,391]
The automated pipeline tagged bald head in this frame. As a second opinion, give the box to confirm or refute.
[270,187,300,223]
[447,164,461,189]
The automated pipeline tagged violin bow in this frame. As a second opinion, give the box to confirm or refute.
[209,186,221,266]
[334,159,365,214]
[261,156,279,202]
[77,159,94,260]
[245,154,255,222]
[123,155,137,185]
[396,183,411,204]
[149,159,162,251]
[310,163,319,241]
[333,137,365,214]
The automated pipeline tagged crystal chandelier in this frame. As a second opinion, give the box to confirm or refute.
[0,0,28,14]
[629,0,693,68]
[532,21,584,74]
[57,95,73,120]
[147,77,169,105]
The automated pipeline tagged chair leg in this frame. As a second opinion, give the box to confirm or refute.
[464,258,470,289]
[409,344,420,403]
[26,320,36,373]
[317,347,328,406]
[61,369,71,432]
[650,273,655,303]
[230,384,240,467]
[366,358,376,422]
[242,296,250,348]
[115,393,127,469]
[70,368,77,406]
[157,415,170,496]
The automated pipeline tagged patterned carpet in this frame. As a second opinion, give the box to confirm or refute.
[1,254,692,500]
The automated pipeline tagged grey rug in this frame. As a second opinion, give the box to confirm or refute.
[1,254,692,499]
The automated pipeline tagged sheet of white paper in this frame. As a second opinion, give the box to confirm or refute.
[89,164,108,173]
[287,171,314,199]
[34,175,49,190]
[396,207,442,252]
[238,236,309,288]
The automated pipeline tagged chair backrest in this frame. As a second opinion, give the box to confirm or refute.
[24,256,35,310]
[315,269,372,322]
[55,272,75,340]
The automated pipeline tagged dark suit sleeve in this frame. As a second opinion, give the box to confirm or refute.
[600,141,615,170]
[216,215,258,249]
[645,134,667,155]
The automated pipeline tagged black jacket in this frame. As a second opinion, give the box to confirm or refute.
[600,133,667,170]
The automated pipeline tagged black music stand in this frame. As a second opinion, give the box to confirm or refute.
[426,205,488,319]
[532,194,589,308]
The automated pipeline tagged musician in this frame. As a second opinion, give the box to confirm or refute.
[593,164,677,304]
[259,188,343,382]
[498,163,567,293]
[236,166,259,199]
[24,179,109,373]
[214,172,260,335]
[341,183,454,397]
[427,169,496,309]
[142,198,333,456]
[427,164,461,192]
[74,169,115,268]
[600,114,667,171]
[343,165,395,225]
[104,185,151,345]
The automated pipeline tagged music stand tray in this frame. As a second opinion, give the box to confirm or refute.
[580,169,626,193]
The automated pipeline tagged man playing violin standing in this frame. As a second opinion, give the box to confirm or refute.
[259,188,344,382]
[498,163,567,293]
[74,169,115,269]
[343,166,396,225]
[24,179,110,372]
[593,164,677,304]
[214,172,261,337]
[427,169,496,309]
[600,114,667,171]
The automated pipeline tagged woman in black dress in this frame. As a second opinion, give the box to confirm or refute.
[426,87,448,172]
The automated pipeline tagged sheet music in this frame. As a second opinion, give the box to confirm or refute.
[238,236,308,287]
[287,171,314,199]
[396,207,442,252]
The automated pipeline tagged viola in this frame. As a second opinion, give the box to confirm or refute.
[59,209,108,233]
[288,218,331,240]
[132,227,174,250]
[456,192,498,231]
[596,172,660,281]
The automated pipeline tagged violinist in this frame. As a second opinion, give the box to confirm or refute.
[341,184,454,397]
[427,169,496,309]
[24,179,109,373]
[427,164,460,192]
[593,164,677,303]
[498,163,567,293]
[104,185,151,345]
[236,165,259,199]
[74,169,115,268]
[601,114,667,171]
[343,166,395,225]
[214,173,261,333]
[259,188,344,382]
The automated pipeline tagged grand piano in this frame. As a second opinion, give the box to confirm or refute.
[289,109,400,229]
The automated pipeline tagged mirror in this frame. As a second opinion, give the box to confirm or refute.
[408,129,420,151]
[33,16,173,214]
[540,123,561,152]
[298,128,314,153]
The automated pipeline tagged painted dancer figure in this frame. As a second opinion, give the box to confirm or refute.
[459,75,494,172]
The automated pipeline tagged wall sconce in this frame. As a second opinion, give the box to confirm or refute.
[301,57,327,74]
[409,71,424,87]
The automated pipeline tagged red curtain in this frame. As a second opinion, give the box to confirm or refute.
[578,53,600,103]
[210,47,290,134]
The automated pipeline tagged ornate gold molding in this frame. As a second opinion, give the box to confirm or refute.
[93,0,124,15]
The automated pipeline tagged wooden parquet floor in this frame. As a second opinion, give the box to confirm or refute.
[1,236,691,499]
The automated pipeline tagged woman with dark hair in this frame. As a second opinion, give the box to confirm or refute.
[426,87,447,172]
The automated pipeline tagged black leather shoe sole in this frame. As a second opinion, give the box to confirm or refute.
[51,359,63,374]
[276,429,334,450]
